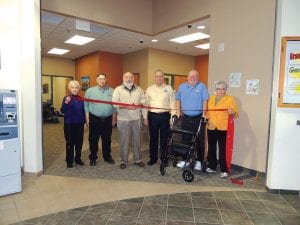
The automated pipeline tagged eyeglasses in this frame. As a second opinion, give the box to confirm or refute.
[216,88,226,91]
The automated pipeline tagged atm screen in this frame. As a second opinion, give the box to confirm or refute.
[3,96,16,105]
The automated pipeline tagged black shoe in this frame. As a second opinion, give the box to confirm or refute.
[104,158,115,164]
[67,164,73,168]
[75,160,85,166]
[120,163,126,169]
[90,161,96,166]
[147,160,157,166]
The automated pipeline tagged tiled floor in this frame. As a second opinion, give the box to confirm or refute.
[10,189,300,225]
[1,119,299,224]
[0,175,262,225]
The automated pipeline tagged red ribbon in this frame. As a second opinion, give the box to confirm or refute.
[226,115,234,174]
[74,96,227,112]
[230,178,243,185]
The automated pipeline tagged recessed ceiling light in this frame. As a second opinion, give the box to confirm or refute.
[169,32,210,44]
[152,39,158,42]
[194,43,210,49]
[47,48,70,55]
[65,35,95,45]
[197,25,206,29]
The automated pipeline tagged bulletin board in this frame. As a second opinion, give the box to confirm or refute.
[278,37,300,107]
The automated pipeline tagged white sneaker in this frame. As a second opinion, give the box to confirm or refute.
[206,168,216,173]
[221,172,228,178]
[176,161,190,168]
[194,161,202,170]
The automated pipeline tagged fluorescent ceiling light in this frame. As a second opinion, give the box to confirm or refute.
[169,32,209,43]
[194,43,210,49]
[48,48,70,55]
[152,39,158,42]
[65,35,95,45]
[197,25,206,29]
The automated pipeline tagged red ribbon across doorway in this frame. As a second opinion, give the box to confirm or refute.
[75,96,228,112]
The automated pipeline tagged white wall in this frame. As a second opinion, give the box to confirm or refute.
[267,0,300,190]
[0,1,22,90]
[0,0,42,174]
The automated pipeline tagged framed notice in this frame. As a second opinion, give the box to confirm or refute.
[164,74,174,87]
[81,76,90,91]
[278,37,300,107]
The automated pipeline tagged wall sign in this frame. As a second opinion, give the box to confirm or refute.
[278,37,300,107]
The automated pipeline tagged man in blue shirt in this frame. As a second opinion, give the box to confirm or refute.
[84,73,116,166]
[175,70,209,171]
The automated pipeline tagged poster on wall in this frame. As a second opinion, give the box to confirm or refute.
[42,83,49,93]
[81,76,90,91]
[278,37,300,107]
[246,79,259,95]
[229,72,241,87]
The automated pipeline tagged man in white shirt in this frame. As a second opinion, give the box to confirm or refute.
[145,70,175,165]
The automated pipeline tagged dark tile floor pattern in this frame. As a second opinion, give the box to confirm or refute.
[12,191,300,225]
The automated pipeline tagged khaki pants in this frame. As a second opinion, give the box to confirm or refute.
[117,119,142,163]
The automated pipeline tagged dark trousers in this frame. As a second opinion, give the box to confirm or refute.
[64,123,84,164]
[207,129,227,172]
[182,115,204,162]
[88,114,113,162]
[148,112,170,162]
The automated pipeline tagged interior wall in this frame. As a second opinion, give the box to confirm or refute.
[0,1,22,91]
[267,0,300,191]
[152,0,211,33]
[123,48,149,89]
[98,52,123,88]
[75,51,123,94]
[207,0,276,172]
[0,0,43,173]
[195,54,209,86]
[42,56,75,76]
[41,0,153,34]
[148,48,195,86]
[75,52,99,95]
[42,76,51,102]
[53,77,70,110]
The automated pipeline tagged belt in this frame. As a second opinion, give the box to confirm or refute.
[149,111,169,115]
[183,114,201,118]
[90,114,112,120]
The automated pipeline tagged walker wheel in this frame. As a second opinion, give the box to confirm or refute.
[160,164,166,176]
[182,170,194,182]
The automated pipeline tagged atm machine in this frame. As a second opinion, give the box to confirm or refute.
[0,89,21,196]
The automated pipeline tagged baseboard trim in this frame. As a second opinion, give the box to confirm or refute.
[265,186,300,195]
[22,168,43,177]
[231,164,299,195]
[230,164,265,178]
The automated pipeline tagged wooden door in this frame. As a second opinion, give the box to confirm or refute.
[174,75,187,91]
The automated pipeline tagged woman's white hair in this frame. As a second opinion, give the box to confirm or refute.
[215,81,227,90]
[68,80,80,89]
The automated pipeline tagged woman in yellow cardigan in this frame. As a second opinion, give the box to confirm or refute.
[206,81,239,178]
